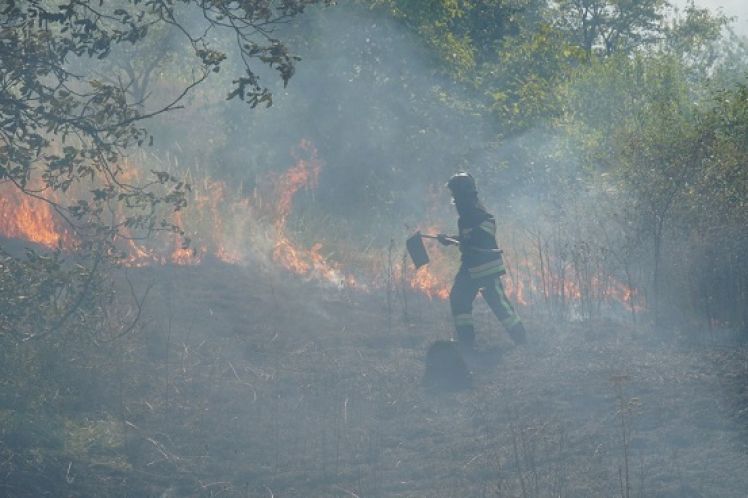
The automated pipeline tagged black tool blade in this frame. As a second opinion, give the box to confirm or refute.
[406,232,429,269]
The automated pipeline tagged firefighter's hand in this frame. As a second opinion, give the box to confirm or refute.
[437,234,457,246]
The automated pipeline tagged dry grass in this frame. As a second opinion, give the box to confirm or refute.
[2,260,747,497]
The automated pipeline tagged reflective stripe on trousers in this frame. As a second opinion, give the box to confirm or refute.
[449,266,521,340]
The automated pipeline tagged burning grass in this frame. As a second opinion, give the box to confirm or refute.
[0,139,644,316]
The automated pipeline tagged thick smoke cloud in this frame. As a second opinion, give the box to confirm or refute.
[146,5,502,244]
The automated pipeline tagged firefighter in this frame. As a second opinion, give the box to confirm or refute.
[438,172,527,351]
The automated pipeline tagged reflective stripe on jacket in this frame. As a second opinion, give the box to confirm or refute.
[457,203,506,279]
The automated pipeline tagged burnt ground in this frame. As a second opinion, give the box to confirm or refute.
[2,259,748,497]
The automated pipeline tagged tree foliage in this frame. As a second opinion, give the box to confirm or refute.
[0,0,325,342]
[361,0,747,329]
[552,0,667,58]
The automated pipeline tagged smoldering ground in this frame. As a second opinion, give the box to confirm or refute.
[58,256,744,497]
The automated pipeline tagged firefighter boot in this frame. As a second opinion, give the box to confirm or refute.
[455,326,476,353]
[507,322,527,345]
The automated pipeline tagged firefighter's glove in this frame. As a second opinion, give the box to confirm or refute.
[437,234,458,246]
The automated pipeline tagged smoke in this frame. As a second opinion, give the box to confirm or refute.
[142,5,498,241]
[91,4,653,318]
[673,0,748,36]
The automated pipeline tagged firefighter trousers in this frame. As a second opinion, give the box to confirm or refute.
[449,266,525,347]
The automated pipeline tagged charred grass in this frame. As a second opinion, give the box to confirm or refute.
[1,261,748,497]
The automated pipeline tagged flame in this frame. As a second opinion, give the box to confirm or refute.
[410,266,451,300]
[0,141,642,314]
[168,211,204,265]
[116,177,242,267]
[399,226,454,300]
[500,252,643,313]
[0,184,74,249]
[272,140,320,231]
[270,140,357,287]
[186,178,239,264]
[503,276,526,306]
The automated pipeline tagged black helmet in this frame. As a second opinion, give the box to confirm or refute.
[446,172,477,197]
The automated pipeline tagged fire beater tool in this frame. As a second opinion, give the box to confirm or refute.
[406,232,451,269]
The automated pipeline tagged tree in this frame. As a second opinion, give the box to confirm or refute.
[482,22,585,134]
[365,0,545,80]
[0,0,325,341]
[680,82,748,332]
[552,0,667,59]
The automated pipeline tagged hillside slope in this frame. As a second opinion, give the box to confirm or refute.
[2,260,747,497]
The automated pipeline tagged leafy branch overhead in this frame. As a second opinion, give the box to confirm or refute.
[1,0,325,245]
[0,0,325,342]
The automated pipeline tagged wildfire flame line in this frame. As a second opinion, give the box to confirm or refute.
[0,140,641,311]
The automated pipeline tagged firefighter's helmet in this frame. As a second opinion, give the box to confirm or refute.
[446,172,477,197]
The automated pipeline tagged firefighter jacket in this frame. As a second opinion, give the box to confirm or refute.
[456,202,506,280]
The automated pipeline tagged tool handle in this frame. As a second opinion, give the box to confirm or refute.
[421,233,503,254]
[421,234,460,245]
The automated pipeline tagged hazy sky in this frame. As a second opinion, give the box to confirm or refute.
[674,0,748,36]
